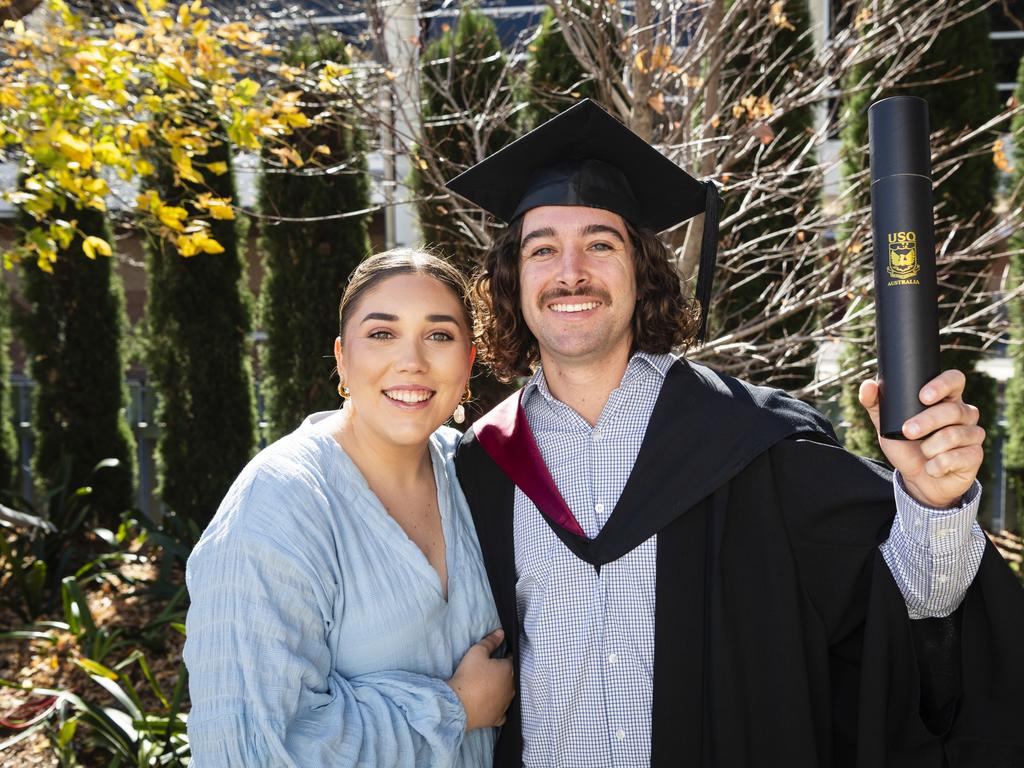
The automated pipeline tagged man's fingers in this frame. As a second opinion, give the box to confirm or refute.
[923,444,985,478]
[858,379,880,410]
[476,629,505,654]
[919,369,966,405]
[904,400,980,439]
[919,424,986,460]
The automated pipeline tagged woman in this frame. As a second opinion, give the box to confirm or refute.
[184,249,514,767]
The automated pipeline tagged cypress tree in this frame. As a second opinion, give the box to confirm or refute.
[413,8,511,264]
[16,206,135,520]
[145,131,257,529]
[521,6,597,130]
[0,282,17,493]
[1004,52,1024,532]
[413,9,514,414]
[836,4,886,460]
[259,34,371,439]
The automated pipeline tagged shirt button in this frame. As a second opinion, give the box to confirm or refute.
[615,728,626,741]
[608,652,618,664]
[595,502,605,515]
[592,428,603,442]
[937,574,950,584]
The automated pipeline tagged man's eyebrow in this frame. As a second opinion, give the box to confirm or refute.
[360,312,399,323]
[581,223,626,243]
[520,226,557,250]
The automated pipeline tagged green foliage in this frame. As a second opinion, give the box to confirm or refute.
[1004,52,1024,531]
[145,134,257,530]
[413,8,512,262]
[836,3,885,460]
[520,7,597,130]
[259,34,371,440]
[16,205,136,518]
[35,652,189,766]
[0,458,133,620]
[0,282,18,491]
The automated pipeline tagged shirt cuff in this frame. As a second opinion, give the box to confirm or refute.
[893,471,981,555]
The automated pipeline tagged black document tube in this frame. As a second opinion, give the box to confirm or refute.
[869,96,940,439]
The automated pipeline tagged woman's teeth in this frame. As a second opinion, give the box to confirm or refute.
[550,301,599,313]
[384,390,432,403]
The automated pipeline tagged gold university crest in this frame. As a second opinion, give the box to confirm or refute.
[887,231,920,280]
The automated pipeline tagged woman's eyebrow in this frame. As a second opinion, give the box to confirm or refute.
[361,312,460,324]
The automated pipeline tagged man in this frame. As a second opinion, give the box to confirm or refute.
[448,100,1024,767]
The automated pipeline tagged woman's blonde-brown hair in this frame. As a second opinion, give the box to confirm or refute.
[339,248,473,338]
[472,217,700,382]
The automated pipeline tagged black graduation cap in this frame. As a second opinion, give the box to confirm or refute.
[445,99,721,342]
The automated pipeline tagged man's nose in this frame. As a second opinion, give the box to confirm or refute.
[555,247,587,287]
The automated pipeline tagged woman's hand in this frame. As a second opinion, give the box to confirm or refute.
[447,629,515,730]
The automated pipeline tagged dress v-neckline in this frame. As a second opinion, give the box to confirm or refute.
[321,430,456,604]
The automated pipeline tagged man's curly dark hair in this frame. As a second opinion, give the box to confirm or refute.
[471,216,701,382]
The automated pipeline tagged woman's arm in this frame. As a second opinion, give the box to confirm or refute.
[184,528,469,768]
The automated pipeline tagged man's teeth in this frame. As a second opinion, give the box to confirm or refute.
[384,390,432,403]
[550,301,600,313]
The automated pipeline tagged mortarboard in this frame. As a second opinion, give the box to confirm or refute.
[445,98,721,342]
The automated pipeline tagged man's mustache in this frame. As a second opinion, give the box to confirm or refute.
[537,287,613,309]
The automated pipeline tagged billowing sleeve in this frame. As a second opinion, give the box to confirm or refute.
[184,520,466,767]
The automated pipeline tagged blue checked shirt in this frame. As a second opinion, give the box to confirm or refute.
[514,352,985,768]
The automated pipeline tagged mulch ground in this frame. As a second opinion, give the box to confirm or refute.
[0,545,186,767]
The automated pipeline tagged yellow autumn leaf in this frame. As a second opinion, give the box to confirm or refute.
[769,2,797,31]
[207,160,228,175]
[173,151,204,184]
[634,50,648,74]
[649,44,672,70]
[993,138,1013,173]
[199,235,224,253]
[197,192,234,220]
[54,130,92,168]
[0,88,21,108]
[82,235,112,259]
[158,205,188,231]
[234,77,259,100]
[136,158,155,176]
[93,140,122,164]
[269,145,303,167]
[313,145,331,156]
[282,112,309,129]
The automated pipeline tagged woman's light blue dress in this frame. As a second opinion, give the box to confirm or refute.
[184,413,501,767]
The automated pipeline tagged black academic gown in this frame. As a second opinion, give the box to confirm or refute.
[455,359,1024,768]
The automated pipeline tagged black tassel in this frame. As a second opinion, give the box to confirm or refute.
[694,181,720,345]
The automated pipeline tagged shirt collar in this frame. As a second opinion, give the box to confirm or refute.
[521,351,678,411]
